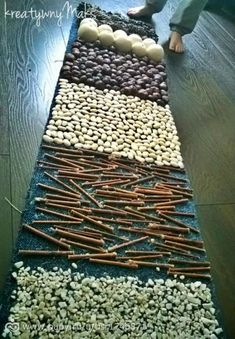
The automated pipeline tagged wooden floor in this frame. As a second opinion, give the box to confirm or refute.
[0,0,234,337]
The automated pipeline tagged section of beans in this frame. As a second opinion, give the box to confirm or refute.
[78,2,158,41]
[43,79,183,168]
[60,39,168,106]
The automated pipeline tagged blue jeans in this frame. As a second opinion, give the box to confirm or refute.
[146,0,208,35]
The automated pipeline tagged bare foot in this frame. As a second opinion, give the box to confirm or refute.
[169,32,184,53]
[127,6,153,18]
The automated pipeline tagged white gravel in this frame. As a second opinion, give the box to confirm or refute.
[2,266,222,338]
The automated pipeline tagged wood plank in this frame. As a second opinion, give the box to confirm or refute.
[197,203,235,338]
[0,6,9,155]
[0,156,13,294]
[167,69,235,204]
[2,0,67,235]
[155,1,235,204]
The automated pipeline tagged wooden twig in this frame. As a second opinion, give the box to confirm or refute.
[103,200,144,207]
[165,240,205,253]
[36,207,83,222]
[108,236,148,252]
[123,175,155,188]
[161,211,195,217]
[105,205,144,219]
[125,250,171,255]
[125,207,163,223]
[89,258,139,268]
[42,144,82,154]
[159,213,199,233]
[19,250,73,256]
[83,179,130,187]
[130,261,174,269]
[158,185,193,198]
[45,153,82,169]
[161,235,204,248]
[134,188,172,195]
[91,206,128,216]
[36,198,80,207]
[168,259,210,266]
[116,254,163,260]
[68,252,117,260]
[69,179,101,207]
[45,194,79,201]
[23,224,70,249]
[167,271,211,279]
[53,226,102,239]
[83,227,128,242]
[60,238,106,252]
[55,229,105,246]
[169,266,210,272]
[92,216,132,226]
[148,223,190,234]
[71,210,113,233]
[32,220,81,225]
[155,198,189,207]
[38,183,80,199]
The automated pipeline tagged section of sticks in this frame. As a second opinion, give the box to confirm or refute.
[19,144,210,278]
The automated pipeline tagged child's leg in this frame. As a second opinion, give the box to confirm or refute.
[169,0,208,52]
[128,0,167,18]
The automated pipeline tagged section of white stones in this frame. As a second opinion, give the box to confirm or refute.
[3,266,222,338]
[43,79,183,168]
